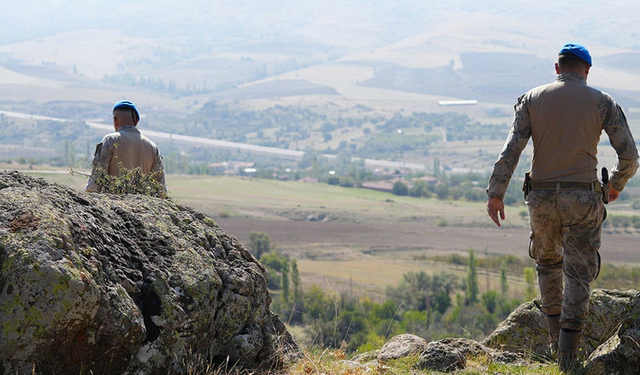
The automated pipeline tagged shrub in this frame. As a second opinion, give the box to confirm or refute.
[392,181,409,196]
[91,165,167,198]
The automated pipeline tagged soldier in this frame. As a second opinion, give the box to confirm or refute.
[86,100,167,193]
[486,43,638,372]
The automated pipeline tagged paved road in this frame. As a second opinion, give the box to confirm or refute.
[0,110,427,170]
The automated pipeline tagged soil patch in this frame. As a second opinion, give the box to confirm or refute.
[216,218,640,265]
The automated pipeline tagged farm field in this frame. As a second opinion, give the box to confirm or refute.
[11,169,640,300]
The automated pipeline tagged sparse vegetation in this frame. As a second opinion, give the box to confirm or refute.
[249,232,273,259]
[89,165,167,198]
[287,349,562,375]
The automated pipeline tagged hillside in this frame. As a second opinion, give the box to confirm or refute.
[3,170,640,374]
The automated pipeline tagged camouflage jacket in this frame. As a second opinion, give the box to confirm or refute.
[86,126,166,192]
[487,73,638,200]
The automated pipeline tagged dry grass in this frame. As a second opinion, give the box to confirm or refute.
[285,348,563,375]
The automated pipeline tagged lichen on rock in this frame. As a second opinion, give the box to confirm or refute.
[482,289,640,362]
[0,171,298,374]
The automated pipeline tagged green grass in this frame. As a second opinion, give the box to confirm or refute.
[288,348,562,375]
[163,174,521,225]
[23,170,640,227]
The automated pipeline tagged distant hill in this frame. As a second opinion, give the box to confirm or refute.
[1,0,640,111]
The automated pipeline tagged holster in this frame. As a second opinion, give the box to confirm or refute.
[601,167,610,204]
[602,183,610,204]
[523,172,531,199]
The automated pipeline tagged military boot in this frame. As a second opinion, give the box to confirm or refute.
[558,328,582,373]
[546,314,561,356]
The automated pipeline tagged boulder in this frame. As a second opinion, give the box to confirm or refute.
[580,289,640,355]
[377,333,428,362]
[584,291,640,375]
[374,335,525,373]
[437,338,524,365]
[0,171,299,375]
[481,299,549,357]
[585,328,640,375]
[482,290,640,359]
[416,340,465,372]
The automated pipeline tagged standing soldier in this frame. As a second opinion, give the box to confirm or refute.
[486,43,638,372]
[86,100,166,193]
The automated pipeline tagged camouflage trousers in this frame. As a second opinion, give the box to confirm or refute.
[526,189,604,331]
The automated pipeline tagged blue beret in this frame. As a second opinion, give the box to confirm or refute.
[559,43,592,66]
[113,100,139,122]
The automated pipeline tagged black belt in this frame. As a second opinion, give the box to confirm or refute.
[529,181,602,192]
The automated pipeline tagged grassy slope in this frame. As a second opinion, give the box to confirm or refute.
[288,350,563,375]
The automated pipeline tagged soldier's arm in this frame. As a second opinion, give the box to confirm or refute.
[85,139,114,192]
[602,98,639,192]
[151,150,167,193]
[486,95,532,200]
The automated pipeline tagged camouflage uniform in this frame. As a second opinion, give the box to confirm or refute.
[487,72,638,330]
[86,126,166,192]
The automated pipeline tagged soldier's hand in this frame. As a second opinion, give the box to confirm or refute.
[487,197,505,227]
[609,184,620,202]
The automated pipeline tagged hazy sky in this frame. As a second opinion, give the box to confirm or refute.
[2,0,638,50]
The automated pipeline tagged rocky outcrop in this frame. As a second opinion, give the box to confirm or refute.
[416,340,466,372]
[584,291,640,375]
[366,335,525,373]
[585,328,640,375]
[355,289,640,373]
[483,289,640,361]
[0,171,299,375]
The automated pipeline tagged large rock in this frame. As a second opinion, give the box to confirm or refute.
[416,340,465,372]
[584,291,640,375]
[585,328,640,375]
[482,290,640,359]
[481,299,548,357]
[372,335,524,373]
[377,333,428,362]
[0,171,299,374]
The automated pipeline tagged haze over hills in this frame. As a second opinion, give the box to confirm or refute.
[2,0,640,112]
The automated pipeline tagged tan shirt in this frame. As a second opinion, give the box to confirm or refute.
[86,126,166,192]
[487,73,638,199]
[528,74,604,181]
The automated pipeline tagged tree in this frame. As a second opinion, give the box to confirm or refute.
[248,232,271,259]
[481,290,499,314]
[304,285,337,321]
[524,267,537,300]
[409,180,429,197]
[392,181,409,196]
[260,251,286,290]
[434,183,449,200]
[62,140,76,167]
[500,258,509,296]
[386,271,457,315]
[290,259,304,324]
[327,176,340,185]
[281,258,290,304]
[466,249,479,305]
